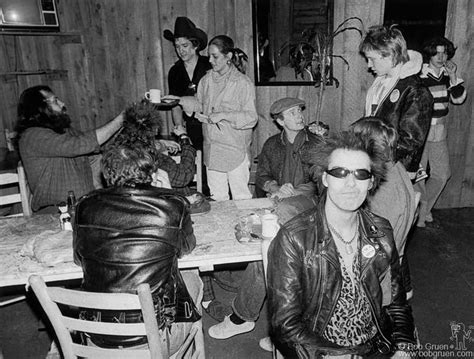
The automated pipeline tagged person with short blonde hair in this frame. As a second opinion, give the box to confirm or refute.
[360,25,433,178]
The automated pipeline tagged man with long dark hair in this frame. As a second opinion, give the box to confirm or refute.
[16,85,123,212]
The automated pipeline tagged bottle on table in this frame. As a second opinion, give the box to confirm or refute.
[67,190,77,223]
[58,202,72,231]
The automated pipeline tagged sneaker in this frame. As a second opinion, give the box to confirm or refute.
[208,315,255,339]
[416,219,426,228]
[259,336,273,352]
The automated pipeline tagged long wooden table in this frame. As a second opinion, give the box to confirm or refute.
[0,198,274,288]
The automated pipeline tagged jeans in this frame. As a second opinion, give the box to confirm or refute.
[418,139,451,222]
[232,261,267,322]
[207,155,252,201]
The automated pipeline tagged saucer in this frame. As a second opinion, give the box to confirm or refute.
[150,99,179,109]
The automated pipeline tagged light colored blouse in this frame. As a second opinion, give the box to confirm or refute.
[180,65,257,172]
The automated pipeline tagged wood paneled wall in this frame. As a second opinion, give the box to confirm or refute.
[0,0,472,207]
[438,0,473,207]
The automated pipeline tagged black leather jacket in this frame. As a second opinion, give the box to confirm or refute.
[73,185,200,331]
[373,74,433,173]
[267,196,415,358]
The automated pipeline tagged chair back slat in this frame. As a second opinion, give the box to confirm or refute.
[62,317,147,336]
[48,287,141,309]
[71,343,152,359]
[1,193,22,205]
[0,173,19,185]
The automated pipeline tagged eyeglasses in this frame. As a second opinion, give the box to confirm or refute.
[326,167,372,180]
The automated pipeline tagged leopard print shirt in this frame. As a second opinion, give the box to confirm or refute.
[322,248,377,346]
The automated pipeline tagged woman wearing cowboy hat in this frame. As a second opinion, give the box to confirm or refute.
[164,17,212,157]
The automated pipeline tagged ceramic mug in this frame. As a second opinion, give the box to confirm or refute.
[145,89,161,103]
[261,213,280,239]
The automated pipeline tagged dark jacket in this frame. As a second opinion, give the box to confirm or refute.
[374,75,433,172]
[73,185,200,332]
[267,195,416,358]
[366,51,433,173]
[168,55,212,149]
[256,128,322,198]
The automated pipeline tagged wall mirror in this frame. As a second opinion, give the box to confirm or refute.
[383,0,448,52]
[252,0,334,86]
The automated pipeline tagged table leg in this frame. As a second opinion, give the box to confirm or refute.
[198,265,215,272]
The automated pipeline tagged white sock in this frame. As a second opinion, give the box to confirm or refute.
[202,300,211,309]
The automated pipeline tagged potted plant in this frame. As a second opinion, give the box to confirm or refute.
[278,17,364,128]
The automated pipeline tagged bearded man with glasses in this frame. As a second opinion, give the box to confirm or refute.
[267,131,416,359]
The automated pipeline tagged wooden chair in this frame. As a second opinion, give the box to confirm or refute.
[2,129,32,216]
[28,275,205,359]
[0,161,31,306]
[0,161,32,216]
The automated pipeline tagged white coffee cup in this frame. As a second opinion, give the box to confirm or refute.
[261,213,280,239]
[145,89,161,103]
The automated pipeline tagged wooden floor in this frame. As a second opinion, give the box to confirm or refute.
[0,207,473,358]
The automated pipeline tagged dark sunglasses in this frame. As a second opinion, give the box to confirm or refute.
[326,167,372,180]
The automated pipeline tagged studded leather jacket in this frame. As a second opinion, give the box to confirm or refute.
[267,195,416,358]
[73,185,200,332]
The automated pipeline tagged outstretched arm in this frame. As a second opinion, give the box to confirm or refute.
[95,112,124,145]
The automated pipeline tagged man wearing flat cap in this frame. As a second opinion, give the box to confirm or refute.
[256,97,324,199]
[207,99,324,342]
